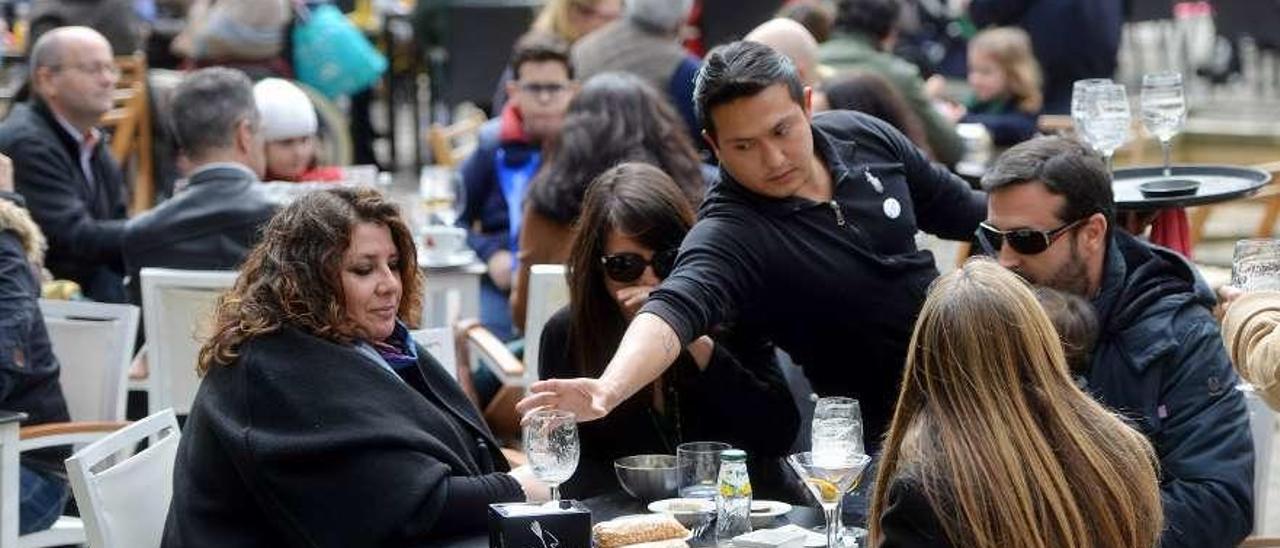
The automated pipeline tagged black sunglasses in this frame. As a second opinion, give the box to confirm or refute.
[976,219,1087,256]
[601,248,678,283]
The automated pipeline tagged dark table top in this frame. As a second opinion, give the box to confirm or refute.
[439,491,824,547]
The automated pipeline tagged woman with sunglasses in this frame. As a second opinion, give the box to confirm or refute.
[538,162,799,499]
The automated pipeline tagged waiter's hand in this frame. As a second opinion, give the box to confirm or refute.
[1214,285,1244,321]
[516,377,619,422]
[1120,210,1160,235]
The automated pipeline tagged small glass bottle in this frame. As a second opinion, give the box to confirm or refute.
[715,449,752,541]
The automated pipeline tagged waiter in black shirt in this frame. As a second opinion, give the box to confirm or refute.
[517,41,985,450]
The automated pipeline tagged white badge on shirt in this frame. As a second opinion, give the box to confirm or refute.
[883,197,902,220]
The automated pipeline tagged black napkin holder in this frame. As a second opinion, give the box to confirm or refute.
[488,500,592,548]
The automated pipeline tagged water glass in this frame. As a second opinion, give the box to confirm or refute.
[1140,71,1186,177]
[1232,239,1280,292]
[812,397,863,456]
[418,165,460,226]
[676,441,731,499]
[1071,78,1113,141]
[1083,83,1131,173]
[522,409,579,501]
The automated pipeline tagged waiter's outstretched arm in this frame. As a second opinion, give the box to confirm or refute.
[516,312,682,421]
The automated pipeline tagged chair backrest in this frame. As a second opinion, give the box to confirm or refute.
[65,409,180,548]
[38,300,139,423]
[1242,384,1276,533]
[410,327,459,381]
[522,264,569,385]
[427,110,486,167]
[140,268,238,415]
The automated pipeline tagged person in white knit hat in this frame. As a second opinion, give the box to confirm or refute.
[253,78,340,182]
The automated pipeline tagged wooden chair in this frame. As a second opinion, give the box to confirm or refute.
[427,109,486,167]
[100,53,155,215]
[1188,161,1280,246]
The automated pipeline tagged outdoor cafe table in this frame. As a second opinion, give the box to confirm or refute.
[437,491,824,547]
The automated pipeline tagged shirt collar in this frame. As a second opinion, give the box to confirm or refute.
[187,162,260,182]
[52,112,101,151]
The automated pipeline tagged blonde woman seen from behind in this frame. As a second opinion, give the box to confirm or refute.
[869,259,1162,548]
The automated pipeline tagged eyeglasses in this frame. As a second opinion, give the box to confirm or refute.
[53,62,121,77]
[601,248,678,283]
[517,82,570,101]
[976,218,1087,256]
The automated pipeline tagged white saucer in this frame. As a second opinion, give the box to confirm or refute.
[419,249,476,268]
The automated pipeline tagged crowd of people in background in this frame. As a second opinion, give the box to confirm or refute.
[0,0,1275,546]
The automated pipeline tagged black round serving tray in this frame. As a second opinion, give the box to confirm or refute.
[1113,165,1271,210]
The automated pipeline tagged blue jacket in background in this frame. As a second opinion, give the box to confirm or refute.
[1088,230,1253,548]
[455,108,540,263]
[960,97,1038,147]
[969,0,1122,114]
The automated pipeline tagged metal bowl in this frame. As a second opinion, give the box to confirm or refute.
[614,454,679,502]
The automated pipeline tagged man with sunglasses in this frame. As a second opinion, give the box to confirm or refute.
[457,33,577,341]
[980,136,1252,548]
[519,41,985,462]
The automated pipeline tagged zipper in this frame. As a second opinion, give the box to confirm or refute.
[828,200,846,226]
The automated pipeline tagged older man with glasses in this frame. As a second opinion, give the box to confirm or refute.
[0,26,127,302]
[979,136,1253,548]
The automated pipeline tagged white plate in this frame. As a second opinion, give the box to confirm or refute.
[749,500,793,527]
[419,249,477,268]
[647,498,715,528]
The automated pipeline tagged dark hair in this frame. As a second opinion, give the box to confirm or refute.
[170,67,260,159]
[695,41,806,136]
[981,136,1115,229]
[527,72,704,223]
[834,0,902,42]
[1035,287,1099,376]
[509,31,574,80]
[824,70,933,159]
[198,188,422,375]
[567,163,695,376]
[778,0,835,43]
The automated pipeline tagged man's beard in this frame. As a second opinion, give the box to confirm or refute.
[1017,238,1092,297]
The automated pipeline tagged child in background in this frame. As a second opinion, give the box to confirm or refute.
[252,78,343,182]
[1035,287,1099,383]
[957,27,1043,147]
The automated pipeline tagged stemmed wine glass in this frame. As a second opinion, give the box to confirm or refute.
[522,409,580,502]
[1071,78,1113,140]
[788,451,872,548]
[1084,82,1132,173]
[811,397,865,545]
[1140,71,1186,178]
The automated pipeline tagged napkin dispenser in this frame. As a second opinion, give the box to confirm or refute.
[488,500,591,548]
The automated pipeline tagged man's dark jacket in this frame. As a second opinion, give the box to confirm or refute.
[122,164,276,303]
[0,100,127,302]
[1089,231,1253,548]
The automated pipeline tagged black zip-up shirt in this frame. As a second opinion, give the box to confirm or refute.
[642,110,986,446]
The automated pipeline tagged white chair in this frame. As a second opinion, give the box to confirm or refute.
[38,300,138,423]
[409,327,458,381]
[1241,384,1276,533]
[139,268,238,416]
[1,301,141,548]
[516,264,569,387]
[420,262,486,329]
[65,409,180,548]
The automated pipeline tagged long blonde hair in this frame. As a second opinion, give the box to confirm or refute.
[531,0,609,43]
[869,259,1162,548]
[970,27,1043,113]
